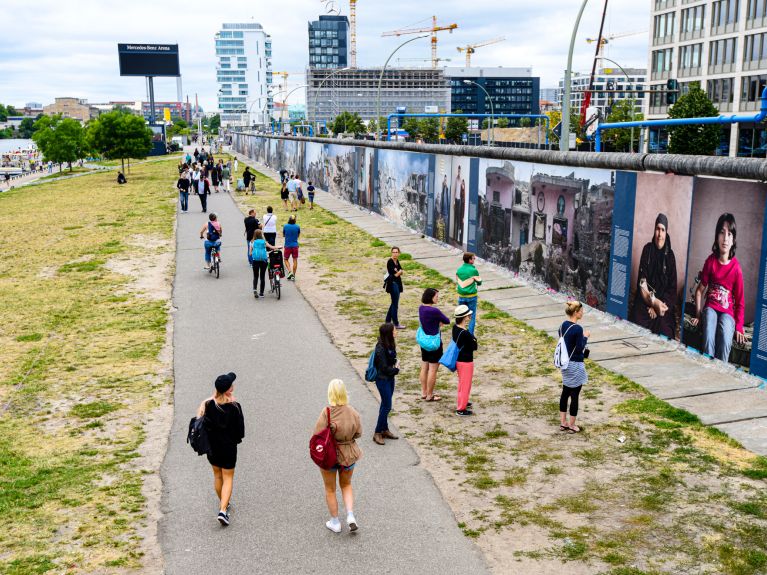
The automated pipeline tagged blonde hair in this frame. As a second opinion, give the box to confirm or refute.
[565,301,583,317]
[327,379,348,406]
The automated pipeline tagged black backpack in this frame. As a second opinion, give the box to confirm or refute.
[187,415,211,456]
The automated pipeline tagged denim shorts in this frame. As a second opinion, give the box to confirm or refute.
[331,462,356,472]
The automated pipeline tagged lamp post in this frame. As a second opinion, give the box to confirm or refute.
[376,34,429,140]
[246,95,272,130]
[262,90,288,132]
[312,66,350,134]
[278,84,309,134]
[463,79,495,146]
[561,0,590,151]
[600,56,637,152]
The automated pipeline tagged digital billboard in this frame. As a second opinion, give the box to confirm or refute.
[118,43,180,77]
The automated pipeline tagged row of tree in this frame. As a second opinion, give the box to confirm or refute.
[32,110,154,173]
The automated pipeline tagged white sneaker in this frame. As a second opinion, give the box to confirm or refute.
[325,517,342,533]
[347,512,358,532]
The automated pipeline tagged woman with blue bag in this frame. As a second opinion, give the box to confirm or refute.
[372,323,400,446]
[450,305,477,416]
[417,288,451,402]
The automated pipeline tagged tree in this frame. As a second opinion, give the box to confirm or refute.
[444,112,468,143]
[497,117,511,128]
[602,99,644,152]
[401,117,421,140]
[87,110,152,173]
[32,115,88,172]
[208,114,221,133]
[667,82,720,155]
[329,111,365,135]
[419,117,440,142]
[17,117,36,139]
[367,116,389,136]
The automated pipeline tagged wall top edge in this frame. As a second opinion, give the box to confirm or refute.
[234,133,767,182]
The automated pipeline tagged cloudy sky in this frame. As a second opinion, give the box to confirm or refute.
[1,0,649,111]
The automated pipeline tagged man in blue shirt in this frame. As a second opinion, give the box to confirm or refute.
[282,214,301,280]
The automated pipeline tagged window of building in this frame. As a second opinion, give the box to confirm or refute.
[652,47,674,73]
[707,77,735,102]
[744,32,767,61]
[741,73,767,101]
[711,0,740,28]
[710,37,738,65]
[680,5,705,33]
[679,43,703,69]
[654,11,676,39]
[746,0,767,20]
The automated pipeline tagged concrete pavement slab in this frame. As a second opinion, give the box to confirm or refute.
[667,388,767,425]
[512,304,566,321]
[716,417,767,455]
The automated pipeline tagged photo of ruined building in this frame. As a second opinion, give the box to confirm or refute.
[377,149,430,232]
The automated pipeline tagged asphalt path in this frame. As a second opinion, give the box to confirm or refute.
[159,191,490,574]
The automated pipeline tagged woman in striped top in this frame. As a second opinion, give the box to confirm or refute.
[559,301,590,433]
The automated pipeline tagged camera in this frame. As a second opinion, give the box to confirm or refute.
[583,348,590,359]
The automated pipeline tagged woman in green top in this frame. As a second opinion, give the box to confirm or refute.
[455,252,482,334]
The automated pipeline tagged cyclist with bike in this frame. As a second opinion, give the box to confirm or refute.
[199,213,223,271]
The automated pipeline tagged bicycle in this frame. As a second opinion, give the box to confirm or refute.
[209,243,221,278]
[267,248,284,300]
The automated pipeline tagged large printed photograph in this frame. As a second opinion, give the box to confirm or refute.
[357,146,375,210]
[682,177,767,370]
[627,173,693,340]
[448,156,471,248]
[377,149,430,233]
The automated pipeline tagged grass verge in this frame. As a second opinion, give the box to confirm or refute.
[0,159,176,573]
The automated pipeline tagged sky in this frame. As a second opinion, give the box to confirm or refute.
[1,0,650,112]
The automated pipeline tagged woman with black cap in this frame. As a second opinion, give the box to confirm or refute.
[197,372,244,526]
[630,213,678,338]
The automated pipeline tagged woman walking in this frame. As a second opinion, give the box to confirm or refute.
[418,288,450,401]
[559,301,590,433]
[384,247,405,329]
[372,323,400,445]
[249,230,276,298]
[453,305,478,416]
[314,379,362,533]
[197,372,244,526]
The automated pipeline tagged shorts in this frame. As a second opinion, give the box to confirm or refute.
[330,462,356,472]
[421,342,444,364]
[281,190,289,200]
[288,191,297,202]
[308,193,315,201]
[284,246,299,260]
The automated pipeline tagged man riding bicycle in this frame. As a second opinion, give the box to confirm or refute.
[199,213,223,270]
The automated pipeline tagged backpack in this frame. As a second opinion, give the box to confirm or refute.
[187,414,211,456]
[364,350,378,382]
[554,323,576,370]
[309,407,338,469]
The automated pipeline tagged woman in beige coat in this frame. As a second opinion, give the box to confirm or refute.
[313,379,363,533]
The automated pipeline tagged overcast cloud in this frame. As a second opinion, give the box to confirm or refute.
[0,0,649,111]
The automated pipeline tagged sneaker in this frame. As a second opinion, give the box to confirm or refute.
[325,517,342,533]
[466,402,473,408]
[217,511,230,526]
[394,325,406,330]
[254,292,260,299]
[347,512,358,532]
[455,409,474,417]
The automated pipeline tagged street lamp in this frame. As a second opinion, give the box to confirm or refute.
[463,79,495,146]
[278,84,309,134]
[600,56,638,152]
[376,34,429,140]
[246,95,272,130]
[561,0,590,151]
[313,67,350,134]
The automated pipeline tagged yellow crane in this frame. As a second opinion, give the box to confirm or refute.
[585,30,646,69]
[382,16,458,69]
[456,37,505,67]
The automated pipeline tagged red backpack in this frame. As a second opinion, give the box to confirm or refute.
[310,407,338,469]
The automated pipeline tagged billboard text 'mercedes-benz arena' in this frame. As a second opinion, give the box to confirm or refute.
[117,43,180,77]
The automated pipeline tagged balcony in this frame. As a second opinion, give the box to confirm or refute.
[679,66,702,77]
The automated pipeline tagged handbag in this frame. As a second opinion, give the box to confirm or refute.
[439,332,464,372]
[309,407,338,470]
[416,326,441,351]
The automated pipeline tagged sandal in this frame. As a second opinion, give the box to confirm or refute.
[426,395,442,402]
[420,395,427,400]
[559,425,569,431]
[567,426,581,433]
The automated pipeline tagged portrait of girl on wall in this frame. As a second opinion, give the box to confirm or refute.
[689,213,746,362]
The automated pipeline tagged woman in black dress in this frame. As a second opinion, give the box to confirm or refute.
[630,213,678,338]
[197,372,245,526]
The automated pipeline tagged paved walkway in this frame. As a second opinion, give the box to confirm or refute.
[159,191,489,573]
[238,151,767,457]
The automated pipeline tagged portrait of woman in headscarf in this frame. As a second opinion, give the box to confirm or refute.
[630,213,678,338]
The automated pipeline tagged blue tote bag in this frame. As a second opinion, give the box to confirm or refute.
[438,340,460,372]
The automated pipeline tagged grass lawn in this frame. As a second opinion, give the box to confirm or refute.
[234,157,767,575]
[0,159,176,573]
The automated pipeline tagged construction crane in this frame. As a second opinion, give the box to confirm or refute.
[585,29,646,47]
[456,37,505,67]
[382,16,458,69]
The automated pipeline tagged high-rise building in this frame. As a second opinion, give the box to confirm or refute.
[215,22,273,128]
[308,15,350,69]
[647,0,767,156]
[306,67,450,127]
[557,68,646,118]
[445,67,540,118]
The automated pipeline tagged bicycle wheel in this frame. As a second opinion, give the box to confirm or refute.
[269,271,275,293]
[275,277,281,300]
[214,256,220,278]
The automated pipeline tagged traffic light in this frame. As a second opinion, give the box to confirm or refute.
[666,79,679,105]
